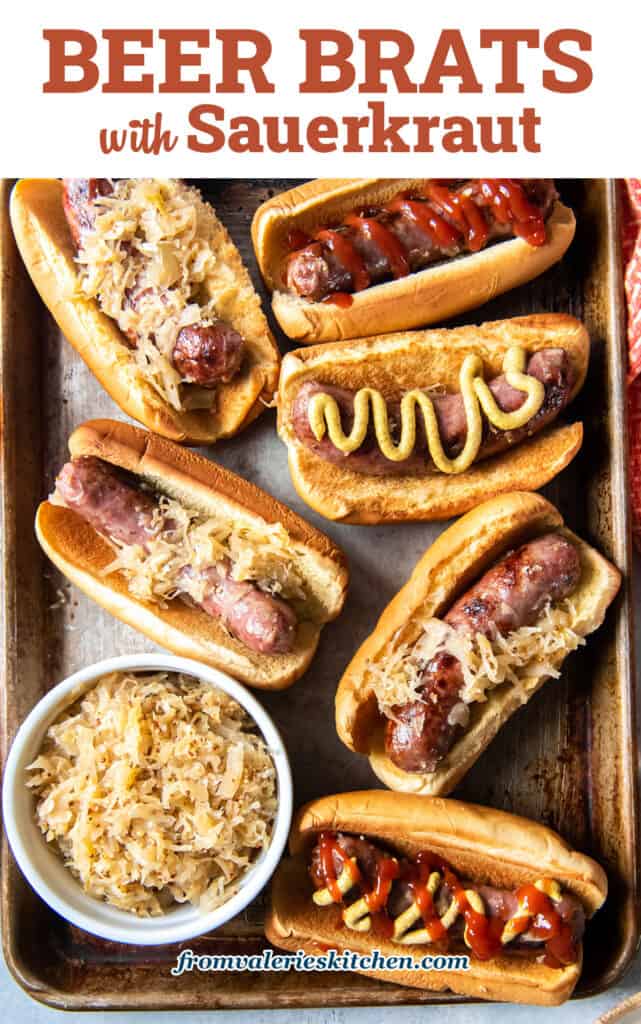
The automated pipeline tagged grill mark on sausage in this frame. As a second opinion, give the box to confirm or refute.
[286,179,558,302]
[62,178,114,248]
[384,533,581,773]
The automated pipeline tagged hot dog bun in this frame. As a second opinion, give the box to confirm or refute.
[10,179,281,444]
[278,314,588,523]
[36,419,348,690]
[252,178,576,343]
[335,493,620,791]
[265,790,608,1005]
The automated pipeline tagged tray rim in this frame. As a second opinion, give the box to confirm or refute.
[1,177,639,1011]
[577,176,641,996]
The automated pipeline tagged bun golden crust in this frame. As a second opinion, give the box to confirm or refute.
[266,790,607,1005]
[252,178,576,343]
[36,420,348,690]
[277,314,588,523]
[11,179,281,444]
[335,493,620,789]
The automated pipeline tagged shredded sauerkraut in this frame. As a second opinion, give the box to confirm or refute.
[25,671,277,916]
[76,179,231,411]
[101,492,308,611]
[368,600,585,718]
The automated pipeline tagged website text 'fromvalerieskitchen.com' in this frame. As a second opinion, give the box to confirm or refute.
[171,948,470,976]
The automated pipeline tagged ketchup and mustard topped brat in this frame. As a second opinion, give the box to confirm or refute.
[36,420,348,690]
[11,178,280,444]
[266,791,608,1005]
[278,314,588,523]
[335,492,620,793]
[252,178,576,342]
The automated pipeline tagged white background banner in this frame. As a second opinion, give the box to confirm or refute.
[0,0,639,174]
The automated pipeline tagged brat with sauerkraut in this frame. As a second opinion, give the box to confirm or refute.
[36,419,349,690]
[335,492,620,794]
[10,178,281,443]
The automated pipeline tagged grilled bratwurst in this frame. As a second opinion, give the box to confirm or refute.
[55,456,297,655]
[385,533,581,772]
[292,348,575,477]
[286,179,558,302]
[62,178,246,389]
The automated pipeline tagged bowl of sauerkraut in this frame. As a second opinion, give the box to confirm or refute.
[2,654,292,944]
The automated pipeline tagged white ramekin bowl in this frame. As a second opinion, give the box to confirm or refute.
[2,653,293,945]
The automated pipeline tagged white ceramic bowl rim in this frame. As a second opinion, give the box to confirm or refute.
[2,653,293,945]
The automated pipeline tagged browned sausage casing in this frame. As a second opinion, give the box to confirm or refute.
[61,178,246,389]
[54,456,297,655]
[292,348,575,477]
[385,533,581,773]
[309,831,586,948]
[286,179,558,302]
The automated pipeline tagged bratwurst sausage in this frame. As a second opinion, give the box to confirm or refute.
[55,455,156,547]
[286,179,558,303]
[54,456,297,655]
[292,348,575,477]
[61,178,246,389]
[385,533,581,773]
[171,323,244,387]
[62,178,115,248]
[309,832,585,953]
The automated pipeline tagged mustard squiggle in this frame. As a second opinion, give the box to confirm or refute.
[307,346,546,475]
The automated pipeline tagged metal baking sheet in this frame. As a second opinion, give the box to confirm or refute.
[1,178,638,1010]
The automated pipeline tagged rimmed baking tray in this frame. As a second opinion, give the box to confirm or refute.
[1,178,638,1009]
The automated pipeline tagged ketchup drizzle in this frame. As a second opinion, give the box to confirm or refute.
[510,883,577,968]
[287,179,548,296]
[315,228,370,292]
[286,228,312,252]
[423,182,490,251]
[345,213,410,279]
[313,834,577,966]
[386,195,460,251]
[322,291,354,308]
[477,180,547,246]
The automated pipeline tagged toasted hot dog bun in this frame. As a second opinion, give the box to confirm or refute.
[277,314,588,524]
[252,178,576,343]
[36,419,348,690]
[11,179,281,444]
[265,790,608,1005]
[335,493,620,790]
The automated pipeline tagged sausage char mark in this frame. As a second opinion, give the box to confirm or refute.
[62,178,114,248]
[385,533,581,773]
[286,179,558,303]
[172,323,245,387]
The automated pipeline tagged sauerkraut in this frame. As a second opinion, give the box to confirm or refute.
[76,179,230,412]
[25,671,277,916]
[369,600,585,718]
[101,492,309,612]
